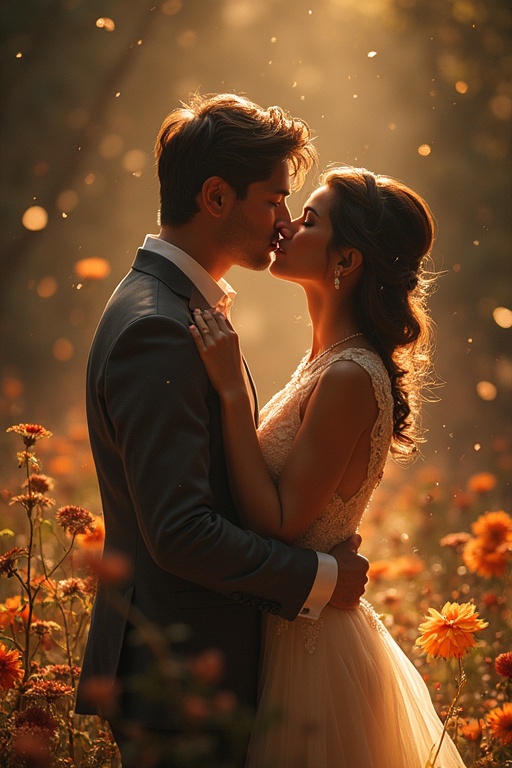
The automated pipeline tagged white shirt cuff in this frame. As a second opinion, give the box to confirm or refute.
[298,552,338,620]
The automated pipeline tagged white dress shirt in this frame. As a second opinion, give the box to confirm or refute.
[141,234,338,619]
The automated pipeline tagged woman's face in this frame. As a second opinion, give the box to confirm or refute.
[270,185,336,287]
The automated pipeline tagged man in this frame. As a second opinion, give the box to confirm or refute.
[75,93,368,760]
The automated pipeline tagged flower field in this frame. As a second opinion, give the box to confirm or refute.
[360,455,512,766]
[0,423,511,767]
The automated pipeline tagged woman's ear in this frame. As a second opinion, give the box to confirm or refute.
[201,176,235,217]
[337,246,363,274]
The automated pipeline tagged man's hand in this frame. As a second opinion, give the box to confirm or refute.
[328,534,369,609]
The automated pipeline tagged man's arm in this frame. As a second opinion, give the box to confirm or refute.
[104,313,318,620]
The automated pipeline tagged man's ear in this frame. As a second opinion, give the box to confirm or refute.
[337,246,363,274]
[201,176,235,218]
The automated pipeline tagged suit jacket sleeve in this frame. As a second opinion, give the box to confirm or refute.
[100,311,318,620]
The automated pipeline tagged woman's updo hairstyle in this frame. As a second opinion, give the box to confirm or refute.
[321,166,437,461]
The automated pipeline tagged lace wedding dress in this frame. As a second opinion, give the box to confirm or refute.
[246,348,466,768]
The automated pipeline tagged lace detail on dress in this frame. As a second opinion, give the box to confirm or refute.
[258,347,394,652]
[359,598,387,635]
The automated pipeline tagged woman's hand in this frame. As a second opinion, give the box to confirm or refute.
[189,309,246,398]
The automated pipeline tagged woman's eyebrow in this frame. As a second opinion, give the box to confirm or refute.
[304,206,319,217]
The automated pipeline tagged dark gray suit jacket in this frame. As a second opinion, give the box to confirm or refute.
[75,248,318,727]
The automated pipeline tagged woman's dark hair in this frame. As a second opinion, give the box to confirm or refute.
[155,93,317,227]
[322,166,437,461]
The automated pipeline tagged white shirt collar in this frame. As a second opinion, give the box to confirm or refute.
[142,234,236,309]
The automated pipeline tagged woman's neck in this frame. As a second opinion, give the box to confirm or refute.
[305,290,360,360]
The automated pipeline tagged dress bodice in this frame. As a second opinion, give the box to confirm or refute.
[257,347,394,553]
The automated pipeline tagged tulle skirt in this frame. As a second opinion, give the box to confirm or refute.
[246,600,467,768]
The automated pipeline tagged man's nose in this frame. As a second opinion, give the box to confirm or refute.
[277,215,300,240]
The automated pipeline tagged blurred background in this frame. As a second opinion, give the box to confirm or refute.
[1,0,511,497]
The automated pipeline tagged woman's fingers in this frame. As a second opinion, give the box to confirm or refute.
[189,308,229,351]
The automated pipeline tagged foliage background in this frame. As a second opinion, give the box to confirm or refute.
[1,0,510,488]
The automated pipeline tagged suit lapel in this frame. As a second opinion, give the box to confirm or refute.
[132,247,259,425]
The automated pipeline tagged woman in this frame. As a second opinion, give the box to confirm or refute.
[190,167,466,768]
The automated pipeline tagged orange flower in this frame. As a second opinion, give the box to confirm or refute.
[467,471,497,494]
[495,652,512,679]
[368,560,393,581]
[76,515,105,550]
[460,718,483,742]
[0,595,30,630]
[0,642,24,689]
[439,532,471,550]
[471,510,512,547]
[6,423,52,447]
[486,702,512,745]
[462,537,510,579]
[393,555,425,578]
[416,602,488,660]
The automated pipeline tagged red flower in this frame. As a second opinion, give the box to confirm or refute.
[0,547,29,577]
[23,474,54,493]
[55,505,95,536]
[495,652,512,679]
[24,679,73,702]
[188,648,225,685]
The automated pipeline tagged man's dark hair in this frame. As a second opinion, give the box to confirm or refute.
[155,93,317,227]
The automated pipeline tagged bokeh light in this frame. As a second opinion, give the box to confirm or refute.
[96,18,115,32]
[74,258,111,281]
[476,381,498,401]
[36,277,58,298]
[493,306,512,329]
[22,206,48,231]
[53,338,74,362]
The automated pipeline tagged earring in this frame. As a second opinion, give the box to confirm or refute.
[334,265,342,290]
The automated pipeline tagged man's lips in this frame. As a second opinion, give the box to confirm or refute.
[272,241,287,255]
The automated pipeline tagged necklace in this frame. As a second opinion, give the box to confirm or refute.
[304,332,364,370]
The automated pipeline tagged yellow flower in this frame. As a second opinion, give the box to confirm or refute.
[416,602,488,660]
[0,642,24,689]
[486,702,512,745]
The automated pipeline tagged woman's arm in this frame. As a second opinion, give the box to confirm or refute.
[190,309,378,544]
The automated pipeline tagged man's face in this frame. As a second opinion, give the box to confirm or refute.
[220,160,292,271]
